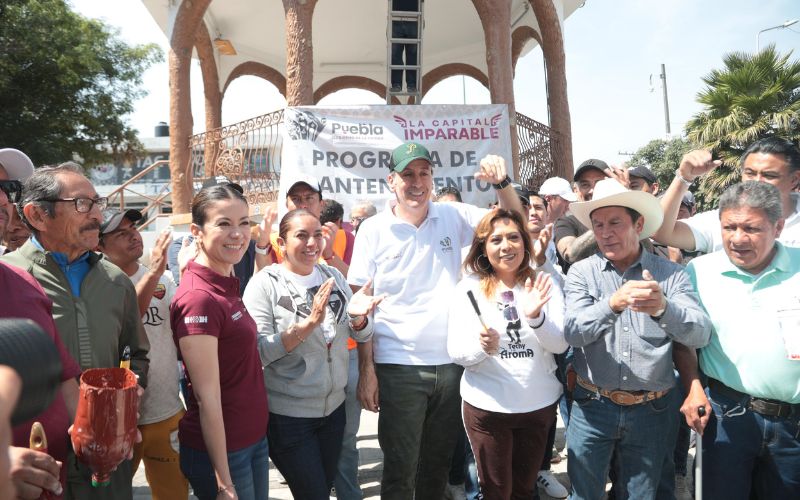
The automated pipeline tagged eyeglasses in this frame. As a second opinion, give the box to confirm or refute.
[41,197,108,213]
[0,180,23,204]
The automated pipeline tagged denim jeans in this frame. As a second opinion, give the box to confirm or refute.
[179,436,269,500]
[567,384,678,500]
[375,363,464,500]
[268,404,346,500]
[334,349,363,500]
[702,385,800,499]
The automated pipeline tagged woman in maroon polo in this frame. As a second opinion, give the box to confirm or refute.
[170,184,268,500]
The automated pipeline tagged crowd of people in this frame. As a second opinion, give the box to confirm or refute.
[0,135,798,500]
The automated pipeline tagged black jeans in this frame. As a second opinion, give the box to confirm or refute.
[391,21,418,89]
[267,404,346,500]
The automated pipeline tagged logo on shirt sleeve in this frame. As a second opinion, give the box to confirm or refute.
[184,315,208,324]
[439,236,453,253]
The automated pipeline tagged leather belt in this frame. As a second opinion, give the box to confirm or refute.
[708,378,799,419]
[577,376,670,406]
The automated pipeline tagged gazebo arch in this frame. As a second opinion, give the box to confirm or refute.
[511,25,542,74]
[223,62,287,98]
[421,63,489,99]
[313,76,399,105]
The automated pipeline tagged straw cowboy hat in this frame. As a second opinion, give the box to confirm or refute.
[570,178,664,240]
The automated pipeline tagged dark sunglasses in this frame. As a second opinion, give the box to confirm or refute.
[0,180,23,204]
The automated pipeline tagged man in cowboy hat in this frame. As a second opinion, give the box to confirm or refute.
[563,178,711,499]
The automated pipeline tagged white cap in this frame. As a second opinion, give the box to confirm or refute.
[281,173,321,196]
[0,149,34,181]
[539,177,577,202]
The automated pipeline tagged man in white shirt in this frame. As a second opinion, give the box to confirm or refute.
[348,142,523,499]
[653,137,800,251]
[98,210,187,500]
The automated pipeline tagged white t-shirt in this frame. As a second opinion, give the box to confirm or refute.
[685,192,800,253]
[130,264,184,425]
[447,274,567,413]
[348,200,487,365]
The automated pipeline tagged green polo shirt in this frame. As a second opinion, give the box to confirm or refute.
[686,242,800,404]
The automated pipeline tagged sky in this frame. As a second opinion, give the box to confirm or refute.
[69,0,800,170]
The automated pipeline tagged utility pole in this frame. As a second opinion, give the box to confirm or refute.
[660,64,671,136]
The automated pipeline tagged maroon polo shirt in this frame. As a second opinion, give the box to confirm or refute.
[5,262,81,497]
[170,260,268,452]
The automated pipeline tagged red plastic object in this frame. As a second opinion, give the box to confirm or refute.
[70,368,139,487]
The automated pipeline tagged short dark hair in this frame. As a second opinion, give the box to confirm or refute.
[718,181,783,224]
[320,199,344,225]
[191,184,248,227]
[740,136,800,173]
[527,191,548,210]
[19,162,86,233]
[434,186,462,202]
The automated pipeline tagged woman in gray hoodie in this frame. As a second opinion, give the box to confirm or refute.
[242,208,382,499]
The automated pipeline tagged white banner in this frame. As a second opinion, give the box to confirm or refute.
[279,104,513,220]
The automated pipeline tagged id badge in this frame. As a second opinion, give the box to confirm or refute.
[777,306,800,360]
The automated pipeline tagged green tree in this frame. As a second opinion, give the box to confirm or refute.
[628,136,692,188]
[684,45,800,207]
[0,0,162,167]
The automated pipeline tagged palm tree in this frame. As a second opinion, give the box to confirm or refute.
[685,45,800,207]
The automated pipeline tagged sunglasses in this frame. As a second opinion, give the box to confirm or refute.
[0,180,23,204]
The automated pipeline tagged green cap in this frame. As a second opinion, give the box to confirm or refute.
[391,142,433,172]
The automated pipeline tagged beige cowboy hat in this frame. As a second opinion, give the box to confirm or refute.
[570,178,664,240]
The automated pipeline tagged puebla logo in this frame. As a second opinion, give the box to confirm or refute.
[287,110,327,142]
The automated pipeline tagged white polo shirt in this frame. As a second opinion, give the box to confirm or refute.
[685,192,800,253]
[348,200,487,365]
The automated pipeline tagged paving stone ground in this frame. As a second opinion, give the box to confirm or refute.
[134,410,694,499]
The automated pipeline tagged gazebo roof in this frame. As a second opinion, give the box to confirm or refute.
[142,0,583,95]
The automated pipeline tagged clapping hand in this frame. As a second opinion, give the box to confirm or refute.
[347,279,385,317]
[522,272,552,320]
[609,269,666,316]
[532,223,553,267]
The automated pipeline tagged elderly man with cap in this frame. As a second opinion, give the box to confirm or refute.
[563,179,711,500]
[1,162,150,500]
[538,176,577,224]
[683,181,800,500]
[0,148,34,251]
[348,142,524,499]
[98,210,187,500]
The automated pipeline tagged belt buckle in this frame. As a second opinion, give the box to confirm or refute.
[609,390,638,406]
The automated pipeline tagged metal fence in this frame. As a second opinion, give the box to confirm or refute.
[188,109,284,205]
[515,112,561,191]
[187,108,558,200]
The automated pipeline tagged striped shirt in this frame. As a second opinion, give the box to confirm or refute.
[564,247,711,391]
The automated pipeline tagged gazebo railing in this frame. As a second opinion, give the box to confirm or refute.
[515,112,561,190]
[188,109,284,205]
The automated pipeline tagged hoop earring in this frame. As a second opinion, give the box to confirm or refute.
[476,254,491,273]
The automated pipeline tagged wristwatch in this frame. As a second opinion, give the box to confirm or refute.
[492,176,511,190]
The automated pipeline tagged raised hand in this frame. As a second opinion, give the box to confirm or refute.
[149,227,173,276]
[605,164,630,189]
[257,206,277,245]
[347,278,385,317]
[177,236,198,278]
[678,150,723,182]
[320,222,339,260]
[475,154,509,185]
[522,272,552,320]
[532,223,553,267]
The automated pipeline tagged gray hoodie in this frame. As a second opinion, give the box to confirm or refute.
[243,263,373,418]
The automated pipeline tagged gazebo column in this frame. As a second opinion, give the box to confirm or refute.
[283,0,318,106]
[530,0,573,179]
[471,0,520,181]
[168,0,212,214]
[195,23,222,178]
